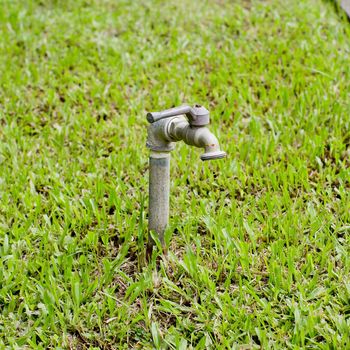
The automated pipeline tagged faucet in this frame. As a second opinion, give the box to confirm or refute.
[146,104,226,250]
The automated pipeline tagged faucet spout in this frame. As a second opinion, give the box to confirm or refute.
[167,116,226,160]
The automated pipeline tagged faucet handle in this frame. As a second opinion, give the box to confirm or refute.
[147,104,210,126]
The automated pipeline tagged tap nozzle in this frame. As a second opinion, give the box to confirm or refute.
[167,117,226,161]
[201,149,226,161]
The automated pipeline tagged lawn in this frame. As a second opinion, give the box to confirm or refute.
[0,0,349,348]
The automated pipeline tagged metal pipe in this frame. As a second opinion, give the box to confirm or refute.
[148,151,170,247]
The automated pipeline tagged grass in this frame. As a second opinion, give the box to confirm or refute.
[0,0,349,348]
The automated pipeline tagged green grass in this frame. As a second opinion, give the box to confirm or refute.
[0,0,349,348]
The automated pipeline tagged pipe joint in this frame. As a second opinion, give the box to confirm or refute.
[146,118,176,152]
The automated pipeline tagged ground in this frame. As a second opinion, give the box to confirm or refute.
[0,0,349,349]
